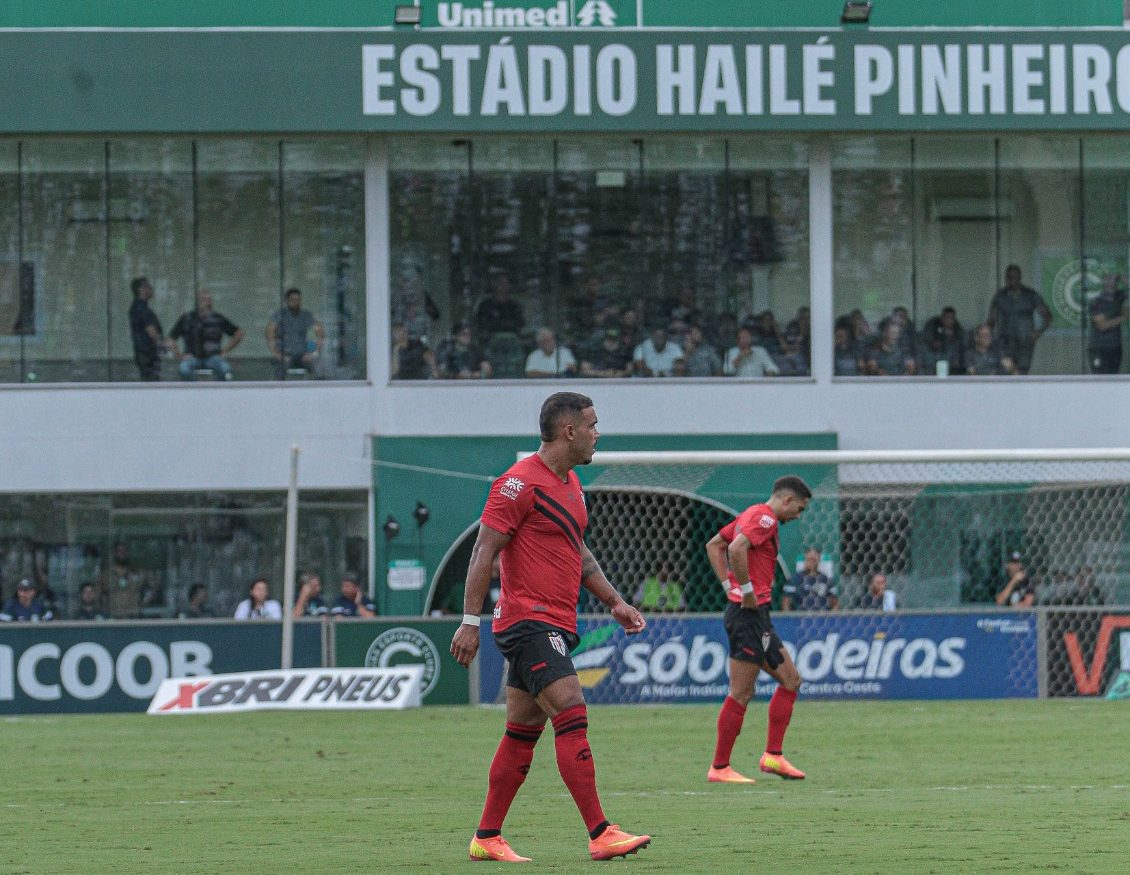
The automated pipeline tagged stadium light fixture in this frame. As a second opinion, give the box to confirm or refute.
[841,1,872,23]
[383,515,401,542]
[393,4,422,25]
[413,501,431,528]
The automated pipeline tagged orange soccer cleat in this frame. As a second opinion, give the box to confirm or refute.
[759,752,806,780]
[588,824,652,861]
[469,834,532,863]
[707,765,757,784]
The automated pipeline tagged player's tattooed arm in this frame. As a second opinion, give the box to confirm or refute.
[581,544,646,634]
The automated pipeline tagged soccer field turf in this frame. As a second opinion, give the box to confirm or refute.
[3,700,1127,874]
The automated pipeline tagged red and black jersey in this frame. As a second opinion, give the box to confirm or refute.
[480,453,588,634]
[718,502,779,606]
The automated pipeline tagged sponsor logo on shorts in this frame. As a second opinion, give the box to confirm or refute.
[761,632,771,653]
[548,632,568,656]
[365,627,441,696]
[500,477,525,500]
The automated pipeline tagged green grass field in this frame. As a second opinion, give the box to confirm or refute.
[3,700,1127,874]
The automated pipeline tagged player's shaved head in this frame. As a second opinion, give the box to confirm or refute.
[540,392,593,441]
[772,475,812,500]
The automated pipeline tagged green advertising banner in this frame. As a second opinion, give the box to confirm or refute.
[334,619,469,705]
[8,30,1130,133]
[0,621,322,714]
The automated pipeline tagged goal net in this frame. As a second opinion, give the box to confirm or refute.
[578,449,1130,613]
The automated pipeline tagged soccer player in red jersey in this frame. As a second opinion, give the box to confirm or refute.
[451,392,652,863]
[704,475,812,784]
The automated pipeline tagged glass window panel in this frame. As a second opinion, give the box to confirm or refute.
[107,139,194,382]
[192,139,281,382]
[389,137,470,379]
[20,140,110,382]
[998,137,1082,375]
[0,490,367,620]
[727,138,811,376]
[832,137,913,375]
[0,143,22,383]
[1081,137,1130,375]
[280,139,366,380]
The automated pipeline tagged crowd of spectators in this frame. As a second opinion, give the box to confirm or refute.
[395,264,1130,381]
[0,562,377,623]
[392,272,815,381]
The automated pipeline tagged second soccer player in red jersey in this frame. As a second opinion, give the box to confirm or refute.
[704,475,812,784]
[451,392,652,863]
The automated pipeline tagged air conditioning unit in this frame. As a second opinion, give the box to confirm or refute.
[929,197,1013,222]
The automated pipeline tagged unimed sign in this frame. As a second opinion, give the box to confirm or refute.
[0,622,321,714]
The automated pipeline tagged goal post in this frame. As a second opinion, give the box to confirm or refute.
[572,447,1130,612]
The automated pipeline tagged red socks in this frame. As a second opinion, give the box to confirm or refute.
[551,704,606,833]
[712,695,747,769]
[766,687,797,755]
[477,721,543,833]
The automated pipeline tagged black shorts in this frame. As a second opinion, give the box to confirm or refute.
[723,602,784,669]
[493,620,580,698]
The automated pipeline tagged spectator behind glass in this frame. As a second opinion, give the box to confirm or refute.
[179,583,217,619]
[723,326,779,378]
[748,310,791,359]
[854,573,897,611]
[74,581,108,621]
[0,579,54,622]
[617,307,645,357]
[995,551,1035,607]
[267,288,324,380]
[878,306,917,360]
[331,571,376,618]
[473,272,525,346]
[833,325,863,376]
[782,547,839,611]
[525,327,577,378]
[680,325,722,377]
[391,322,435,379]
[128,276,164,382]
[848,309,876,349]
[919,306,966,376]
[864,322,917,376]
[233,577,283,620]
[987,264,1052,375]
[782,306,811,375]
[436,321,492,379]
[1088,272,1128,374]
[168,290,244,381]
[634,326,684,377]
[581,327,633,378]
[966,323,1017,376]
[105,541,144,619]
[292,572,329,618]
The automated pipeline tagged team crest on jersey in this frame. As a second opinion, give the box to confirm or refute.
[759,514,775,528]
[500,477,525,500]
[548,632,568,656]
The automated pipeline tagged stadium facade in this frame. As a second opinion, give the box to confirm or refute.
[1,0,1129,618]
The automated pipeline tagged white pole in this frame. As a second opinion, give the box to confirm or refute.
[281,444,300,670]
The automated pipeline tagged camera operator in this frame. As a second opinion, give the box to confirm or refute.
[1089,272,1128,374]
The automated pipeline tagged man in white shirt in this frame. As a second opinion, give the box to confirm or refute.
[525,327,577,378]
[633,327,684,377]
[724,326,780,378]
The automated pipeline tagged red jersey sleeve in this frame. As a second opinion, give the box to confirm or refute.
[718,518,738,544]
[480,472,534,536]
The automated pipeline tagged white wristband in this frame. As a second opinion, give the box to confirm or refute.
[739,582,754,595]
[461,613,481,627]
